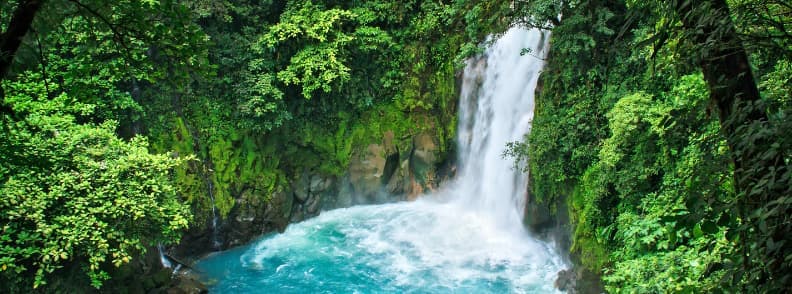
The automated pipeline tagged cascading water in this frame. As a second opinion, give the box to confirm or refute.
[196,27,566,293]
[208,179,222,250]
[454,26,546,232]
[158,244,173,269]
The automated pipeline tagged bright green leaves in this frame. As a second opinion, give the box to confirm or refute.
[278,44,352,98]
[579,74,735,291]
[759,59,792,109]
[258,1,393,99]
[140,0,159,7]
[0,75,191,289]
[236,1,399,132]
[600,92,663,167]
[262,4,356,45]
[513,0,757,290]
[238,72,289,131]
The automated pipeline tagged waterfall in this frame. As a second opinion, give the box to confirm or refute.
[158,244,173,269]
[207,178,221,250]
[453,27,549,230]
[196,27,565,293]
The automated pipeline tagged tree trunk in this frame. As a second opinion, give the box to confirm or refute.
[0,0,43,79]
[673,0,790,289]
[1,0,43,117]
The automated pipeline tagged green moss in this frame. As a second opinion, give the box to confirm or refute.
[149,115,213,223]
[204,130,288,217]
[139,1,474,230]
[573,233,609,272]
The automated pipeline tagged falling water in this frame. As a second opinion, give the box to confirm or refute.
[453,26,547,230]
[207,178,222,250]
[158,244,173,269]
[196,27,565,293]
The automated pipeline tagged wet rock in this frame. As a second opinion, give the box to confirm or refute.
[328,175,354,208]
[293,173,311,203]
[306,194,321,214]
[222,189,293,247]
[385,159,409,195]
[166,271,208,294]
[290,204,304,222]
[408,132,440,198]
[348,143,388,201]
[152,268,173,286]
[524,189,552,231]
[309,174,332,192]
[555,269,577,293]
[411,133,438,170]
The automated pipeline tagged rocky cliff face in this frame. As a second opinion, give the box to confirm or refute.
[236,128,448,245]
[165,123,454,263]
[155,44,463,276]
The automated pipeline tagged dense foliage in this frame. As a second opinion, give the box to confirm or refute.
[0,0,205,290]
[1,73,191,290]
[509,0,792,292]
[3,0,789,292]
[1,0,514,291]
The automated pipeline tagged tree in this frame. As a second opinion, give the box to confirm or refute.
[0,72,191,290]
[0,0,41,80]
[511,0,791,291]
[0,0,42,116]
[0,0,207,290]
[671,0,791,289]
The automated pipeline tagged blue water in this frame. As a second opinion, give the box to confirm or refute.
[195,201,564,293]
[195,27,565,293]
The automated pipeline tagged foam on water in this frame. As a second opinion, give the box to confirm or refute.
[196,27,566,293]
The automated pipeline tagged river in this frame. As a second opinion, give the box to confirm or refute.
[195,27,567,293]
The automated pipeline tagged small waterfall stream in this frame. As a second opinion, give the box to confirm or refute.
[196,27,566,293]
[207,179,222,250]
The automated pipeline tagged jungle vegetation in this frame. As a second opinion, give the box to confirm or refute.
[509,0,792,292]
[1,0,790,292]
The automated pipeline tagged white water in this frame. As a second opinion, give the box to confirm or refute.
[453,26,547,231]
[158,244,173,269]
[197,27,566,293]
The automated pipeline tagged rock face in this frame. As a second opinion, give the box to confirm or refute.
[343,130,445,205]
[101,245,174,293]
[408,132,439,199]
[553,267,604,294]
[555,269,577,293]
[159,119,453,294]
[169,128,451,261]
[165,271,208,294]
[348,143,390,203]
[225,189,292,247]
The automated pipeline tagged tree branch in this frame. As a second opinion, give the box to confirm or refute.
[0,0,43,117]
[0,0,43,80]
[66,0,131,51]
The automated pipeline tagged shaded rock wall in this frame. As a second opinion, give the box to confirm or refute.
[170,126,454,262]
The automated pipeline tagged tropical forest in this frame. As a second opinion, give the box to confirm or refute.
[0,0,790,293]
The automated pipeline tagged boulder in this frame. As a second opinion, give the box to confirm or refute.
[385,159,409,195]
[411,133,438,169]
[555,269,577,293]
[309,174,332,193]
[408,132,440,197]
[326,175,353,208]
[348,143,388,202]
[166,271,208,294]
[293,173,311,203]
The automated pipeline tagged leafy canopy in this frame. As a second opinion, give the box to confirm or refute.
[0,72,191,289]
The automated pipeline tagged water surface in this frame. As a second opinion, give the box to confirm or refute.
[196,27,566,293]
